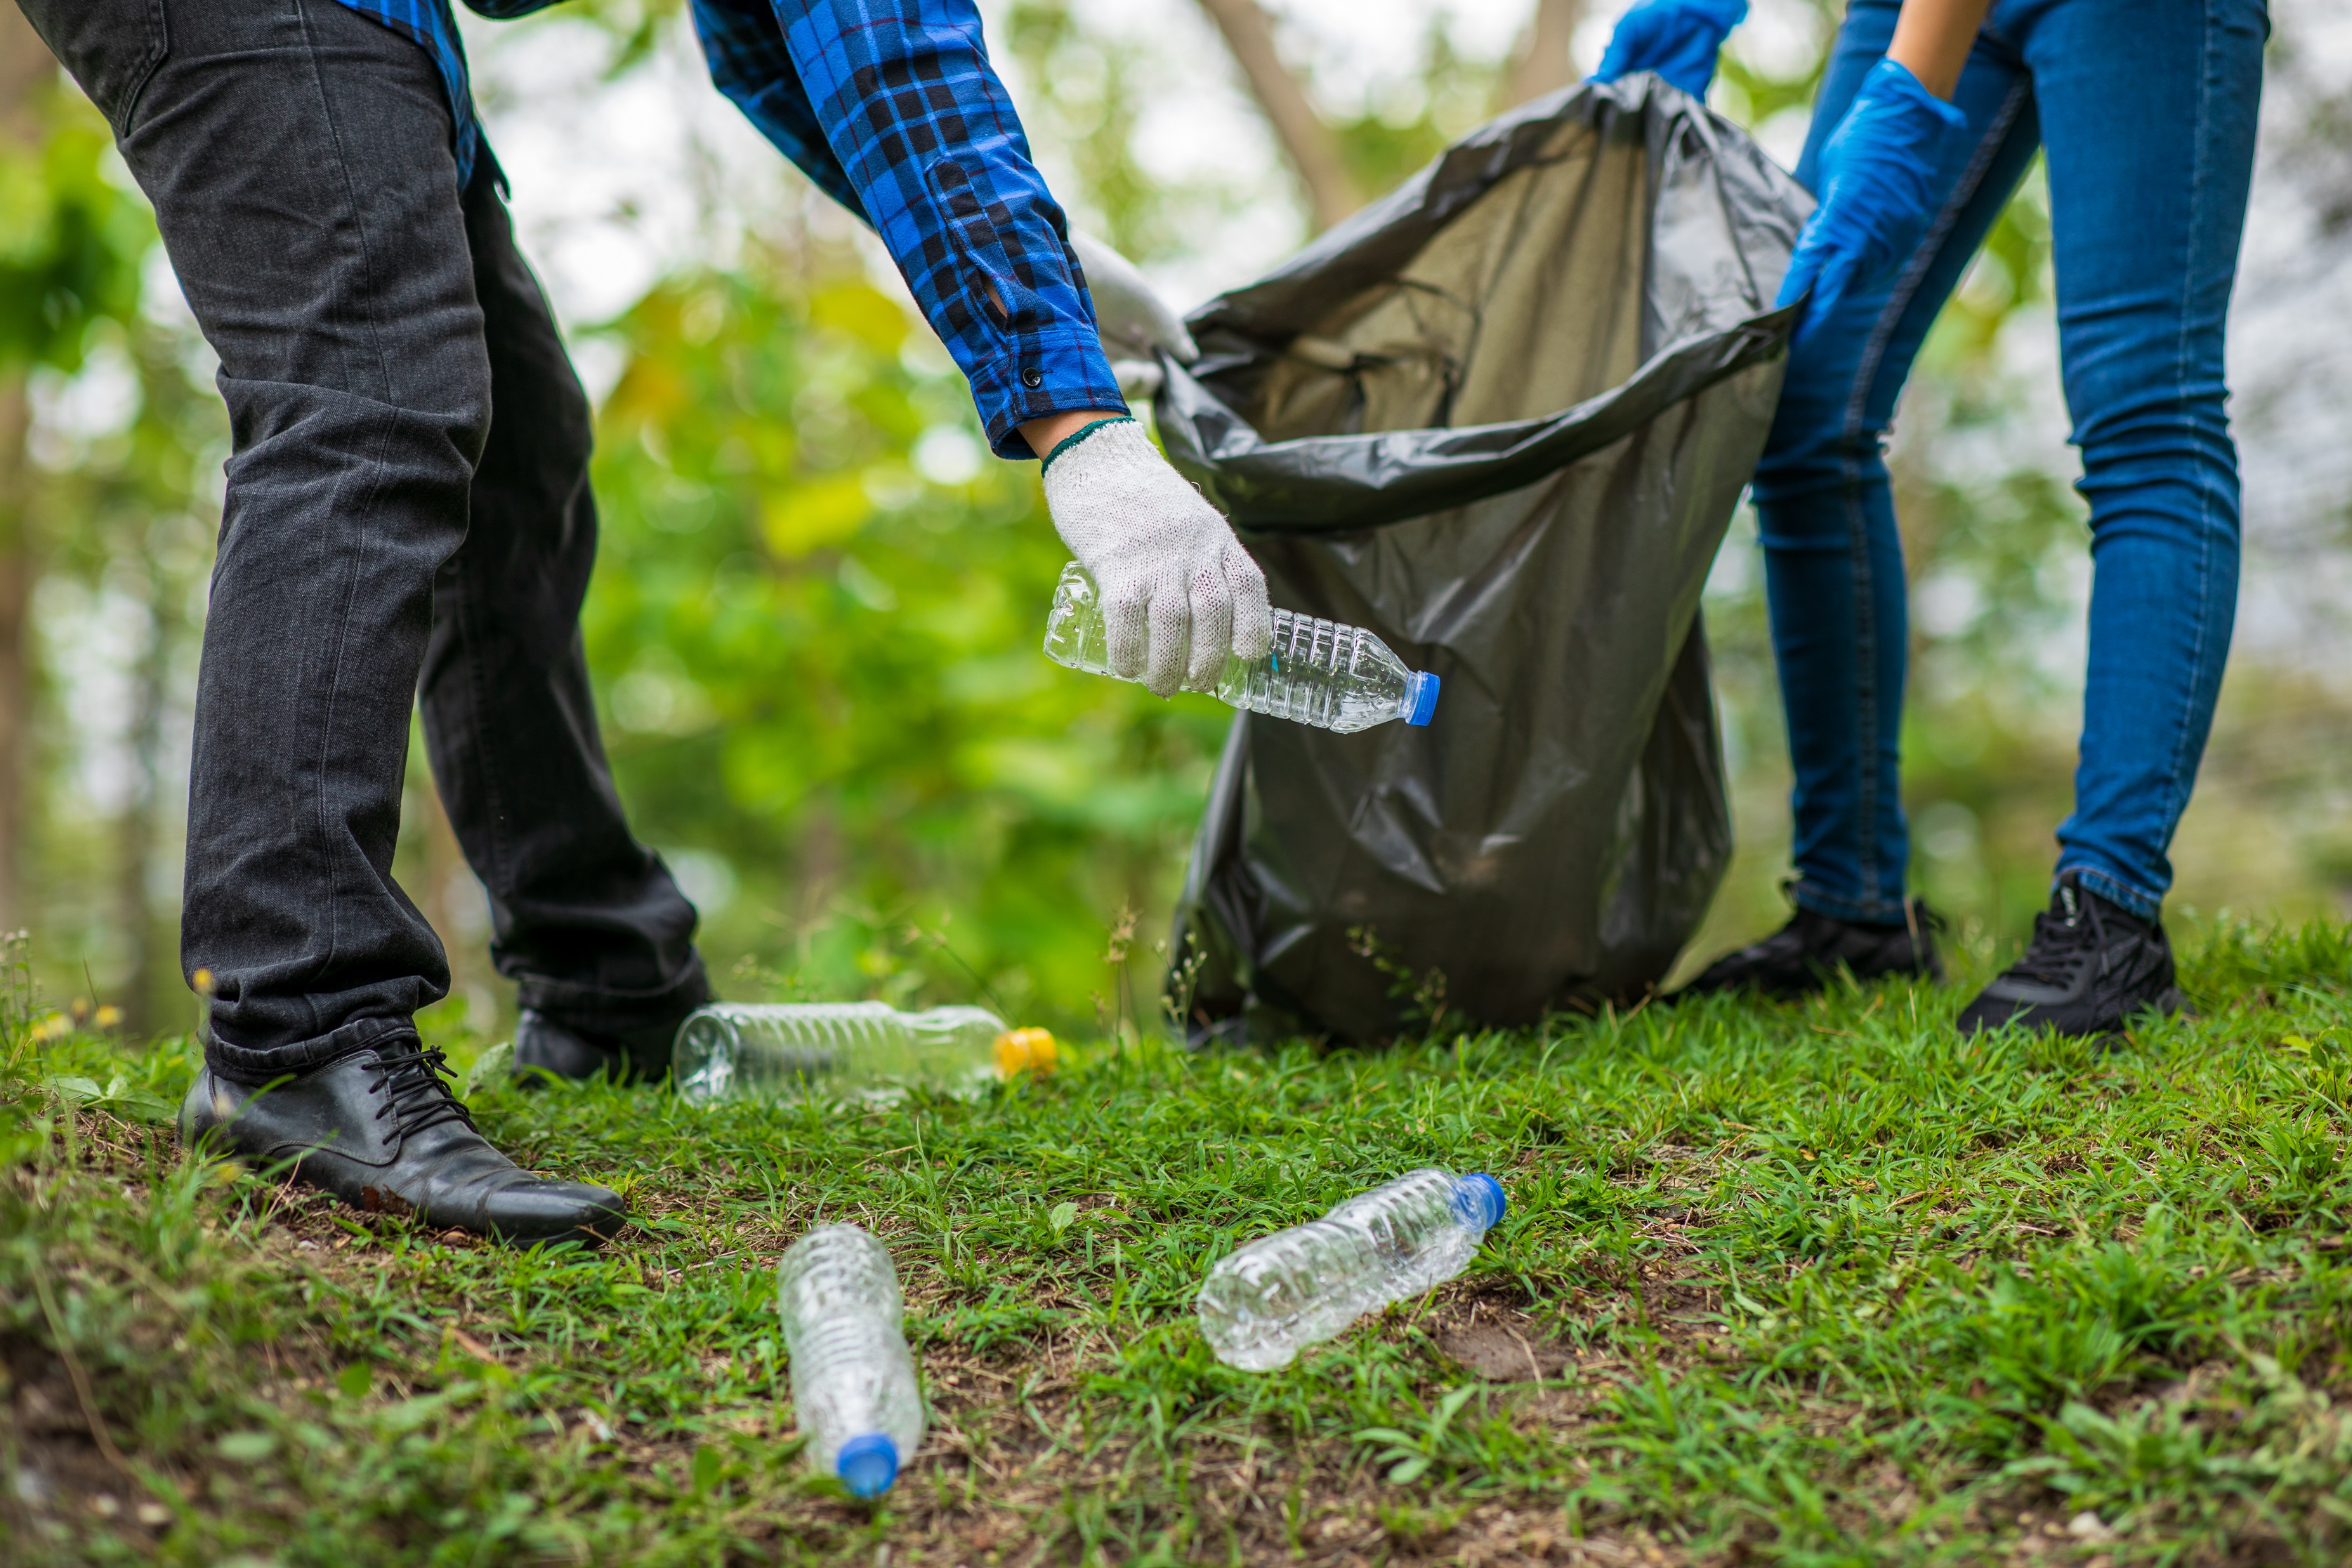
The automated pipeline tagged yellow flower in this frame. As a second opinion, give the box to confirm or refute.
[94,1004,122,1029]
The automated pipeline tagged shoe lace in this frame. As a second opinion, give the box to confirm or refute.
[364,1043,478,1140]
[2005,886,2106,988]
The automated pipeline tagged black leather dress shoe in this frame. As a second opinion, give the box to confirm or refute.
[512,1007,689,1088]
[178,1039,628,1245]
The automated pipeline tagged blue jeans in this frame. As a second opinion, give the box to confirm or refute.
[1753,0,2266,923]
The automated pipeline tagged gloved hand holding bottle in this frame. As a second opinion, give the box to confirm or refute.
[1025,410,1273,699]
[1593,0,1747,100]
[1774,56,1967,341]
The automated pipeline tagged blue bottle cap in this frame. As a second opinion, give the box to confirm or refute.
[1405,671,1440,727]
[836,1432,900,1497]
[1450,1173,1506,1233]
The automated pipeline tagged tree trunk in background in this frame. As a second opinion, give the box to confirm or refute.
[1193,0,1362,230]
[1503,0,1587,110]
[0,11,54,937]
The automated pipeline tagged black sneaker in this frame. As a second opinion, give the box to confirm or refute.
[180,1037,628,1244]
[1956,875,2185,1038]
[1679,901,1943,999]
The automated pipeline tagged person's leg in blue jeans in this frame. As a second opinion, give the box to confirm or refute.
[1687,0,2041,995]
[1693,0,2264,1028]
[1759,4,2041,926]
[2025,0,2263,916]
[1947,0,2263,1033]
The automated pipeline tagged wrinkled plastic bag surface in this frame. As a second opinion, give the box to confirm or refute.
[1162,75,1807,1044]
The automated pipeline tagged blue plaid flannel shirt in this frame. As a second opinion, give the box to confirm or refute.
[331,0,1124,456]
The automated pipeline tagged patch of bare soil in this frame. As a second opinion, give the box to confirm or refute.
[2,1332,183,1555]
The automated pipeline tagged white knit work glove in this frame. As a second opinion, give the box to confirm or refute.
[1042,419,1273,698]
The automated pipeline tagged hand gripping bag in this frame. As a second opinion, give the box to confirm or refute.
[1161,75,1808,1044]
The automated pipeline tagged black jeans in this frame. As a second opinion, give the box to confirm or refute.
[20,0,709,1077]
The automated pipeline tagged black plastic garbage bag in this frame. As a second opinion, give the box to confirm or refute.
[1160,75,1808,1045]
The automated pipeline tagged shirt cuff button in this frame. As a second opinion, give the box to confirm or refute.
[1020,367,1043,388]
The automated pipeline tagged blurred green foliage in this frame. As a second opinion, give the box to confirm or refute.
[576,253,1231,1028]
[1322,21,1504,202]
[0,97,150,374]
[3,80,223,1032]
[1003,1,1182,261]
[29,319,225,1029]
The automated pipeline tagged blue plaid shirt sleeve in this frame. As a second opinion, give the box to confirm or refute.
[687,0,865,218]
[336,0,1122,455]
[688,0,1125,456]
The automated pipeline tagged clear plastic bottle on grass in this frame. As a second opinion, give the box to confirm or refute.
[777,1224,925,1496]
[672,1003,1056,1105]
[1044,562,1440,734]
[1195,1168,1507,1370]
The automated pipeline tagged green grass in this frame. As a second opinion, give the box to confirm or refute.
[9,919,2352,1564]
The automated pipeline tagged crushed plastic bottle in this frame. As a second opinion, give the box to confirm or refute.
[1044,562,1439,734]
[777,1224,926,1497]
[673,1002,1056,1105]
[1196,1168,1506,1370]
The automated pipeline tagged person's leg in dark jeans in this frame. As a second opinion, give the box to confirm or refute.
[427,177,710,1084]
[15,0,681,1234]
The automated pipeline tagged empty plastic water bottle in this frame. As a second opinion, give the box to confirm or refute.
[1196,1168,1506,1370]
[1044,562,1440,734]
[777,1224,925,1496]
[673,1003,1055,1105]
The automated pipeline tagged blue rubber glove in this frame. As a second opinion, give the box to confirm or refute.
[1594,0,1748,100]
[1775,58,1969,341]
